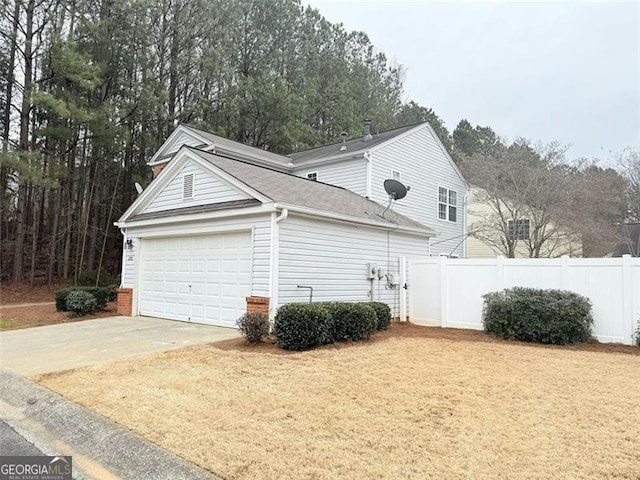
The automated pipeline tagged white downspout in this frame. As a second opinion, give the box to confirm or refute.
[119,228,127,288]
[269,208,288,320]
[364,151,372,198]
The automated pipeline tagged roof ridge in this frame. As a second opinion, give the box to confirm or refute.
[289,122,426,156]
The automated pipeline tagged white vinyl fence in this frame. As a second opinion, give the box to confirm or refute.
[409,255,640,345]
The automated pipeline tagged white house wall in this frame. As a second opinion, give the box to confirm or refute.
[293,158,367,196]
[144,161,248,214]
[370,127,467,257]
[121,214,271,298]
[277,215,428,318]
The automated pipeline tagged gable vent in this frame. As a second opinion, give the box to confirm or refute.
[183,173,194,199]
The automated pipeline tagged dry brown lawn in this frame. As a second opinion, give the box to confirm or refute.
[36,326,640,480]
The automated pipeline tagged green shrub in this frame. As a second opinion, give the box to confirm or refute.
[323,302,377,341]
[236,312,270,343]
[482,287,593,345]
[367,302,392,330]
[55,287,112,312]
[65,290,98,316]
[274,303,332,350]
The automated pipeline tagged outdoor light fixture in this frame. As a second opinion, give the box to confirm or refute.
[125,239,133,250]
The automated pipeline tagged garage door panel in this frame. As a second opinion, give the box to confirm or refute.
[139,232,252,327]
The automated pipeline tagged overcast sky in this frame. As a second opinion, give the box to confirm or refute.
[306,1,639,164]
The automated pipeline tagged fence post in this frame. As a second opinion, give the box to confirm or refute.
[399,256,407,322]
[622,255,634,345]
[439,256,448,328]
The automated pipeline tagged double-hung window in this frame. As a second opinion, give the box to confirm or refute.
[507,219,530,240]
[438,187,457,222]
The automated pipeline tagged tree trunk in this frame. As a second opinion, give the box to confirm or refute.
[12,0,35,283]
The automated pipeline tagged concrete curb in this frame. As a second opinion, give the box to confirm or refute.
[0,369,220,480]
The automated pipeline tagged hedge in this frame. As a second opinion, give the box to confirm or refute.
[367,302,392,330]
[55,286,114,312]
[274,303,333,350]
[482,287,594,345]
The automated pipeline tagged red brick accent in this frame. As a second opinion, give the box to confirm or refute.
[117,288,133,316]
[151,163,167,178]
[246,296,270,316]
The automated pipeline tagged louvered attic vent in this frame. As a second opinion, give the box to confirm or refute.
[183,173,194,199]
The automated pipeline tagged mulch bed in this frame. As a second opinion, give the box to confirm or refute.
[215,321,640,356]
[0,302,118,331]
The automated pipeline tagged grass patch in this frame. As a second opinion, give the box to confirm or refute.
[35,329,640,480]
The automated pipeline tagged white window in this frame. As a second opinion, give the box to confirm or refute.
[392,170,401,181]
[438,187,457,222]
[307,172,318,181]
[508,219,530,240]
[183,173,194,199]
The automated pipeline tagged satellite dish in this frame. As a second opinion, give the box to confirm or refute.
[383,179,408,200]
[135,182,144,195]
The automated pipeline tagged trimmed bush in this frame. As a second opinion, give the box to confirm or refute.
[274,303,332,350]
[236,312,270,343]
[367,302,392,330]
[65,290,98,316]
[482,287,593,345]
[55,287,112,312]
[323,302,378,341]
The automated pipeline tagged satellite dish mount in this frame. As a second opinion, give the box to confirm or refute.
[382,179,409,218]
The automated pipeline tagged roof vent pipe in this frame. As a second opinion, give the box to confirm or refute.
[340,131,348,151]
[363,119,372,141]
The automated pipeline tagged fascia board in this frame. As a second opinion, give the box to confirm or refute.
[118,147,271,225]
[118,203,276,229]
[118,147,195,223]
[185,149,273,204]
[147,125,212,166]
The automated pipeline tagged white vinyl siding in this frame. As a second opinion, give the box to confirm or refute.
[124,214,272,297]
[144,161,248,214]
[277,215,428,318]
[292,158,367,196]
[122,237,137,286]
[162,129,207,157]
[370,126,467,257]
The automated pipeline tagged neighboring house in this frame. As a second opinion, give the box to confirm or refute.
[466,186,582,258]
[116,121,467,327]
[613,224,640,257]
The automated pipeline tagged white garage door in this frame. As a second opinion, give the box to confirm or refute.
[139,232,252,327]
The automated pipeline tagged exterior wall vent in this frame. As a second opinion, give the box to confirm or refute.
[183,173,195,199]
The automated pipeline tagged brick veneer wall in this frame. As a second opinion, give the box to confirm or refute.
[246,296,269,316]
[117,288,133,316]
[151,163,166,178]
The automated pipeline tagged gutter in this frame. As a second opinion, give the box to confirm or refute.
[273,203,434,237]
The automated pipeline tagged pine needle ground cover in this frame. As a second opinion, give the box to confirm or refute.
[36,334,640,480]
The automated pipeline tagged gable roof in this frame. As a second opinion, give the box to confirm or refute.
[181,125,291,168]
[289,124,420,163]
[186,148,434,234]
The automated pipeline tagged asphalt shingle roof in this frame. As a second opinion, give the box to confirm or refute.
[190,148,434,234]
[183,125,290,166]
[288,124,421,163]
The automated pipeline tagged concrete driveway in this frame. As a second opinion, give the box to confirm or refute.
[0,316,239,376]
